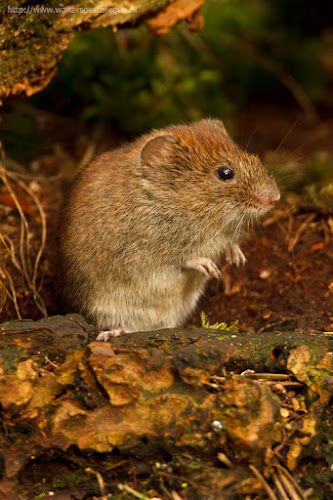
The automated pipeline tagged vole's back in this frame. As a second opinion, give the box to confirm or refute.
[60,147,137,310]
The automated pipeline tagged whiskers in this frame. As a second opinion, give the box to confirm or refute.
[231,210,248,240]
[195,199,263,253]
[208,205,254,244]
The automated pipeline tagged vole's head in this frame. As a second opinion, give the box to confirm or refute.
[139,119,280,234]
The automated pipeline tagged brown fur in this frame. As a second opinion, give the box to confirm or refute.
[59,119,279,332]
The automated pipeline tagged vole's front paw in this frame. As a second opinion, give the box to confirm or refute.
[184,257,221,280]
[96,328,128,341]
[225,243,246,266]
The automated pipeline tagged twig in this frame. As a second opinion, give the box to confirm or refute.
[287,213,316,253]
[249,465,277,500]
[85,467,107,498]
[0,233,22,272]
[242,373,292,380]
[171,492,184,500]
[275,465,306,500]
[0,144,47,316]
[0,266,22,319]
[0,166,32,287]
[118,483,161,500]
[258,319,290,333]
[77,125,104,172]
[44,356,59,369]
[11,174,47,314]
[273,471,289,500]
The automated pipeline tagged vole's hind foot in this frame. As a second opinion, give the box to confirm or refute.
[96,328,128,341]
[225,243,246,267]
[185,257,221,280]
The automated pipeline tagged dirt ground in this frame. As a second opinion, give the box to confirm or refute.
[0,102,332,331]
[195,210,333,333]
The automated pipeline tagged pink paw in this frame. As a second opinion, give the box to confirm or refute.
[185,257,221,280]
[96,328,127,341]
[225,244,246,267]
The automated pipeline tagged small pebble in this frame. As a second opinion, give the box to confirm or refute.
[259,269,271,279]
[273,383,287,393]
[280,407,289,418]
[217,452,232,467]
[291,398,300,412]
[29,180,41,193]
[211,420,223,433]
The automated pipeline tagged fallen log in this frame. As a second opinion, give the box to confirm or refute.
[0,314,332,498]
[0,0,204,101]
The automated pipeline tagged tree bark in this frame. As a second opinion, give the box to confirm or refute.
[0,0,204,101]
[0,314,332,498]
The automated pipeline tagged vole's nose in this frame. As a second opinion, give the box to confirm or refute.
[259,188,281,207]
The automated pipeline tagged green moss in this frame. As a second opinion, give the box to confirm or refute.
[200,311,239,332]
[51,469,85,489]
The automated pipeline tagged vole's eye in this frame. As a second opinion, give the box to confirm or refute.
[216,166,234,181]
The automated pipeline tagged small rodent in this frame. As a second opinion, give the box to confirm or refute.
[59,118,280,339]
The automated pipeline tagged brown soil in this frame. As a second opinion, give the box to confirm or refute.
[195,209,333,332]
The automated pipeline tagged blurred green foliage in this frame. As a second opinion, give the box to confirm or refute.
[266,150,333,211]
[30,0,330,135]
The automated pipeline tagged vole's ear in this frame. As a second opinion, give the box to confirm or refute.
[205,118,230,137]
[141,135,177,165]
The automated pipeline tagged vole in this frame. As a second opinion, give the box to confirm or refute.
[59,119,280,340]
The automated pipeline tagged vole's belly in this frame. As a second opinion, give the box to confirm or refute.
[90,267,207,331]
